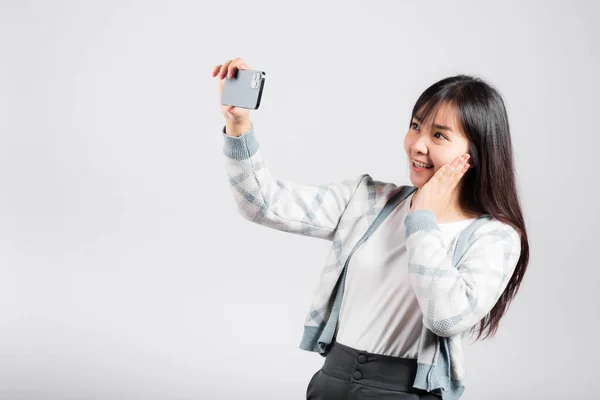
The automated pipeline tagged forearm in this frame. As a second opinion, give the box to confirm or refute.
[222,123,366,241]
[404,210,521,337]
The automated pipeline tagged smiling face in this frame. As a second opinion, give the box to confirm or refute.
[404,101,471,189]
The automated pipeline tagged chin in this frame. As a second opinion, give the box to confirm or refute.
[410,180,423,189]
[409,173,428,188]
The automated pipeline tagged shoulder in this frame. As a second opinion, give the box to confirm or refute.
[355,176,419,210]
[470,217,521,251]
[353,173,413,197]
[342,174,414,218]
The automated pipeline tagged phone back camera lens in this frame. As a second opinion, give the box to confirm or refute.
[251,73,260,89]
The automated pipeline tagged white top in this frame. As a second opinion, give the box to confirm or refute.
[335,192,476,359]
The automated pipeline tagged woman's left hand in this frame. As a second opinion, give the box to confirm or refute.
[410,154,471,215]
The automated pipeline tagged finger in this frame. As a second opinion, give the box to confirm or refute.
[435,156,462,187]
[234,57,250,70]
[446,157,464,181]
[432,163,450,183]
[442,163,458,188]
[219,60,234,79]
[447,163,470,191]
[454,154,470,176]
[227,105,246,117]
[227,106,246,121]
[212,64,222,77]
[227,57,245,79]
[225,105,235,119]
[448,156,470,187]
[229,106,245,117]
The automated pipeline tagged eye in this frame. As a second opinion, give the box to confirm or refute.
[410,122,419,130]
[433,132,448,140]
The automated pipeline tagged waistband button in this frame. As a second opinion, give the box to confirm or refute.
[357,354,367,364]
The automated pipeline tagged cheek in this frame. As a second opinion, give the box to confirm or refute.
[403,136,411,157]
[434,150,465,169]
[434,157,450,169]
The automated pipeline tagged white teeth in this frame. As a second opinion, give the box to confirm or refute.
[413,160,433,168]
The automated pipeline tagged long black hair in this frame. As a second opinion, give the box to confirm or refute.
[411,75,530,341]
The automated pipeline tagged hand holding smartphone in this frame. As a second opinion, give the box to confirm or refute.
[221,69,266,110]
[212,58,265,125]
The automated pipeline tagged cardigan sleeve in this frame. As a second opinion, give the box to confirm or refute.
[404,209,521,337]
[222,123,366,241]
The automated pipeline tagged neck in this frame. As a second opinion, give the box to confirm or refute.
[413,185,478,223]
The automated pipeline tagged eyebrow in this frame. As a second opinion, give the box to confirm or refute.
[433,124,453,131]
[413,117,454,132]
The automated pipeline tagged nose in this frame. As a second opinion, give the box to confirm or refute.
[410,133,429,155]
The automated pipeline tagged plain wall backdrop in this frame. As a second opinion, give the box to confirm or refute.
[1,0,599,399]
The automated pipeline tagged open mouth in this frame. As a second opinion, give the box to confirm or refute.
[412,160,433,169]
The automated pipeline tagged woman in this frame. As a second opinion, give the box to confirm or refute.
[212,58,529,400]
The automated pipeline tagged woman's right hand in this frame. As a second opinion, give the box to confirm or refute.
[212,57,252,123]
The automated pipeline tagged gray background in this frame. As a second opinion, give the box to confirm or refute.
[1,0,598,399]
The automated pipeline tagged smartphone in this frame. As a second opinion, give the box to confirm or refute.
[221,69,266,110]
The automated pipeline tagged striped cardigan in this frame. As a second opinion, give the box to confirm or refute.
[221,124,521,400]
